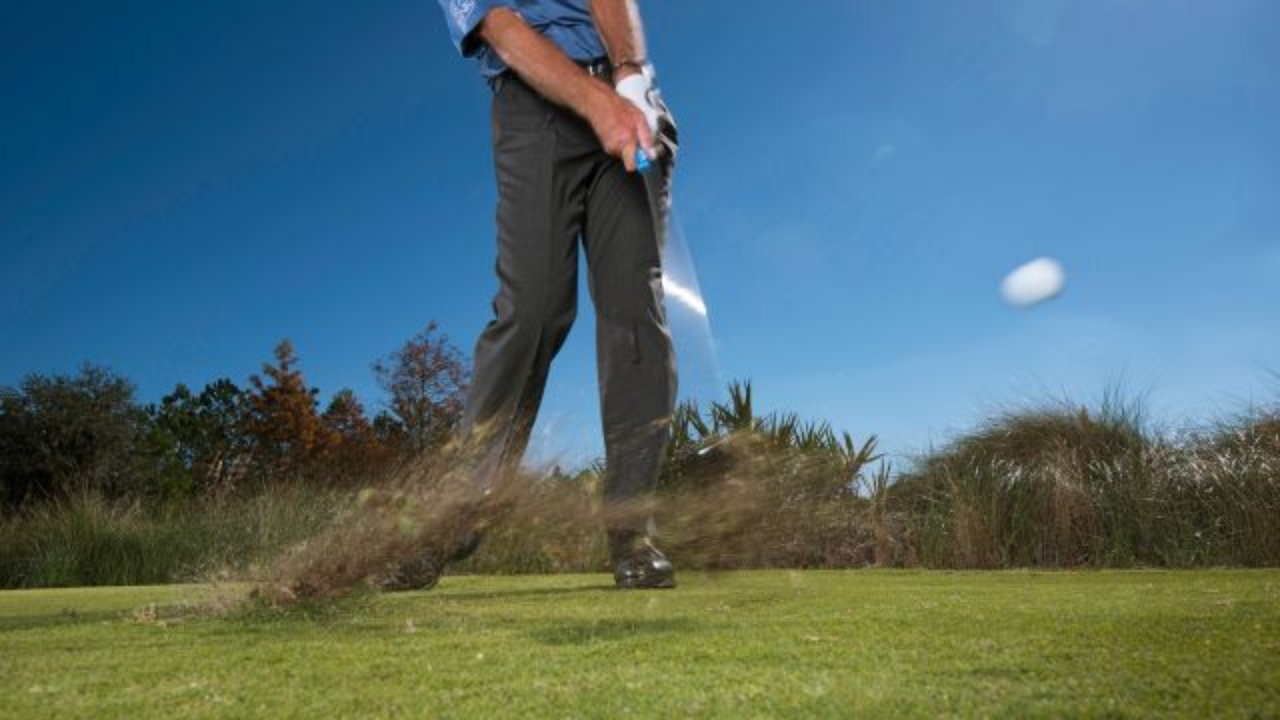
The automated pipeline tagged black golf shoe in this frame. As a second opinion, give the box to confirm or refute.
[380,552,444,592]
[380,532,485,592]
[612,537,677,590]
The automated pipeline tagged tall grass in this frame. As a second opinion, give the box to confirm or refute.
[888,395,1280,569]
[0,486,340,588]
[2,388,1276,591]
[457,468,608,575]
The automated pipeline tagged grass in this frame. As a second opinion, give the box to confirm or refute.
[887,396,1280,569]
[4,386,1276,590]
[1,570,1277,717]
[0,487,342,588]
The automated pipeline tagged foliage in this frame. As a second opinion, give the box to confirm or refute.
[244,340,335,483]
[372,321,469,455]
[143,379,253,499]
[319,389,391,486]
[661,380,881,496]
[1,322,467,513]
[0,364,146,508]
[3,356,1279,585]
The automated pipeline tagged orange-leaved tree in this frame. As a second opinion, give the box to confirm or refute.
[246,340,334,484]
[321,388,390,484]
[373,322,469,456]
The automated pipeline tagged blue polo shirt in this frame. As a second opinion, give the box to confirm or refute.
[437,0,606,79]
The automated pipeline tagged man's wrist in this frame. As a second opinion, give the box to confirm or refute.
[613,65,642,83]
[612,59,652,83]
[612,58,647,77]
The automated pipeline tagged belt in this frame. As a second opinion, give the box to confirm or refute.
[491,58,611,93]
[579,57,612,81]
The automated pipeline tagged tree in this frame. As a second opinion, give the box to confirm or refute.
[320,388,388,484]
[245,340,331,482]
[0,364,145,507]
[373,322,469,454]
[144,379,252,499]
[323,389,374,447]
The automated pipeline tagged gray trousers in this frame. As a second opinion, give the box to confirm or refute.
[460,71,678,539]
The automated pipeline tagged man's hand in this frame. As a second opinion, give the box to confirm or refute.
[586,88,655,173]
[589,0,663,171]
[478,8,655,172]
[614,71,661,137]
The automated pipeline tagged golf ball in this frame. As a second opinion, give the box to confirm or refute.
[1001,257,1066,307]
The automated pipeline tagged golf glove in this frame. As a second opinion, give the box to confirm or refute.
[615,67,662,137]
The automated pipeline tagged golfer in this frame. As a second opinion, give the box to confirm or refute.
[401,0,679,590]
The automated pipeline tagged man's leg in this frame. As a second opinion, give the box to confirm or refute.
[583,134,678,564]
[384,75,595,593]
[461,74,592,498]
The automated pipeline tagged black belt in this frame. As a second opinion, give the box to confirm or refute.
[491,58,611,93]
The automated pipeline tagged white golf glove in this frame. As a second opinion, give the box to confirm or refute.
[615,67,661,137]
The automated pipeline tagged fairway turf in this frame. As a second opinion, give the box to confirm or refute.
[1,571,1277,718]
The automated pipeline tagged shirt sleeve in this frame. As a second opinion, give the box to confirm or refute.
[438,0,517,57]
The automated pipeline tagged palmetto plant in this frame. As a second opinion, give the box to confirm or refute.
[653,381,885,568]
[663,381,881,492]
[709,381,758,434]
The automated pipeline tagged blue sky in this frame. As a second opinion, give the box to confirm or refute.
[3,1,1278,466]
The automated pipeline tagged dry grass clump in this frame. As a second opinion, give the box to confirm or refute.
[656,431,877,569]
[252,447,505,604]
[251,420,876,605]
[1163,410,1280,566]
[220,385,1280,608]
[887,394,1280,569]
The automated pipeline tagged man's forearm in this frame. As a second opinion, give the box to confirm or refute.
[589,0,647,79]
[478,9,611,119]
[478,6,654,170]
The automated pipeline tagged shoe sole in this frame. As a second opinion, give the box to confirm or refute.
[615,577,677,590]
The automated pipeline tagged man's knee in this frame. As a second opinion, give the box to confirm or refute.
[595,270,666,324]
[485,292,577,352]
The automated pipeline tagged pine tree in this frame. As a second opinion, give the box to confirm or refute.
[321,388,387,484]
[246,340,331,483]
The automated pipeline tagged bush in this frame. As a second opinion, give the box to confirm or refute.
[0,364,147,508]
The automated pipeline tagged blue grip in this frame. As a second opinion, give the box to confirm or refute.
[635,148,653,174]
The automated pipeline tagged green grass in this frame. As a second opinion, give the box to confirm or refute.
[0,488,342,588]
[1,571,1277,718]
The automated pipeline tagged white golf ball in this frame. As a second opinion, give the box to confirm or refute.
[1000,257,1065,307]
